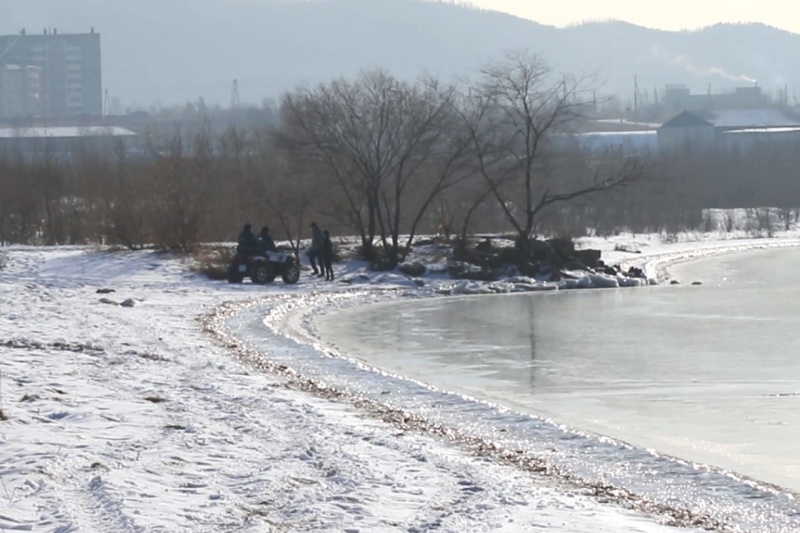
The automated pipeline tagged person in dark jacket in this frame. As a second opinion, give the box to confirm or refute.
[322,230,334,281]
[257,226,276,253]
[237,223,258,256]
[307,221,324,276]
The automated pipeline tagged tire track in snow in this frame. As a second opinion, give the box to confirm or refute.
[49,468,146,533]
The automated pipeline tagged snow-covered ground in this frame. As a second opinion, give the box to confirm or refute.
[2,231,800,532]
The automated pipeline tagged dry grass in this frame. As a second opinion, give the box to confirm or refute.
[191,244,234,280]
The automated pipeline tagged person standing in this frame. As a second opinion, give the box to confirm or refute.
[322,230,334,281]
[308,222,324,276]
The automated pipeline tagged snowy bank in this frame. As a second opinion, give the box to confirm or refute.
[3,234,800,531]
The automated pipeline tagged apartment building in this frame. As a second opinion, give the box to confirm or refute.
[0,29,102,119]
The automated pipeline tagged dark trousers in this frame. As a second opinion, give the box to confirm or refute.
[308,249,321,273]
[324,256,334,280]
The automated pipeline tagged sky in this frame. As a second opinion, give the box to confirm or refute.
[463,0,800,33]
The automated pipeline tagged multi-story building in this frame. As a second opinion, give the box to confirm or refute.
[0,64,42,117]
[0,29,102,119]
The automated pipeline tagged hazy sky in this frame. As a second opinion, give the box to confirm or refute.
[464,0,799,33]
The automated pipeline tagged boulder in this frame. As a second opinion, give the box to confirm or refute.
[602,265,618,276]
[627,266,646,279]
[120,299,136,308]
[448,261,499,281]
[563,259,590,272]
[547,237,575,260]
[571,249,602,268]
[475,238,494,253]
[528,240,559,263]
[398,262,426,277]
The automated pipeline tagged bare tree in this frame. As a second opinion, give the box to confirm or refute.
[278,70,473,266]
[460,51,646,251]
[249,129,315,254]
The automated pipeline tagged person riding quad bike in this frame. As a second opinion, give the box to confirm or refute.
[237,223,259,256]
[228,224,301,285]
[257,226,277,253]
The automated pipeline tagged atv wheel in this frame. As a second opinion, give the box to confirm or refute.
[227,263,245,283]
[281,262,301,284]
[251,264,272,284]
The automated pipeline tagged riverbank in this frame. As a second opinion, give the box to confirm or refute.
[2,233,800,531]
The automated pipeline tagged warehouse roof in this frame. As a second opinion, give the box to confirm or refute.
[661,109,800,130]
[0,126,137,139]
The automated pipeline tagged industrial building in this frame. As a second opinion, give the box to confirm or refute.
[573,130,658,154]
[662,84,770,113]
[0,29,102,120]
[657,108,800,151]
[0,126,138,157]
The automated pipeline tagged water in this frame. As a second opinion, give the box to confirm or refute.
[319,247,800,493]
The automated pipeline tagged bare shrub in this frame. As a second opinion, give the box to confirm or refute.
[191,244,234,280]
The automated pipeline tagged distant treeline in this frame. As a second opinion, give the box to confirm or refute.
[1,56,799,256]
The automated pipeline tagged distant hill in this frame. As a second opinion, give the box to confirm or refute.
[2,0,799,109]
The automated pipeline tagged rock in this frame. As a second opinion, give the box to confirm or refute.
[98,298,117,305]
[96,288,115,294]
[670,280,681,285]
[546,238,575,260]
[563,259,590,272]
[475,238,494,253]
[448,261,497,281]
[691,281,703,286]
[528,240,560,263]
[413,279,425,287]
[571,249,602,268]
[627,266,646,279]
[120,299,136,308]
[602,265,618,276]
[398,262,426,277]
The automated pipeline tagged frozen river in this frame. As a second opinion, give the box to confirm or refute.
[319,247,800,493]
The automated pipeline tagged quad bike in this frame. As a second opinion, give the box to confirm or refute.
[227,248,301,285]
